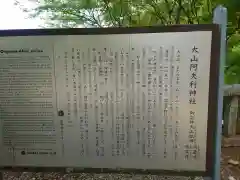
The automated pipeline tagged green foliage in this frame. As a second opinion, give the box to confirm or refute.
[218,0,240,84]
[17,0,216,27]
[225,33,240,84]
[15,0,240,84]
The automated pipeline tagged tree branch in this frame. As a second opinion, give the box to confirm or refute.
[68,8,101,27]
[102,0,122,27]
[176,0,193,24]
[148,1,168,24]
[175,0,182,24]
[119,0,125,26]
[164,0,173,23]
[190,0,200,24]
[89,9,103,27]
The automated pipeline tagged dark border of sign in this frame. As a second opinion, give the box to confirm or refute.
[0,24,221,178]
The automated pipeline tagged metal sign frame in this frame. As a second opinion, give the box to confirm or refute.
[0,24,220,178]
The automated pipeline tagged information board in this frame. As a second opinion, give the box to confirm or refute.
[0,25,220,176]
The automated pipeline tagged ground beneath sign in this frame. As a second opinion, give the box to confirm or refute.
[221,136,240,180]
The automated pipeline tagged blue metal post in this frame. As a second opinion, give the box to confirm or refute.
[213,5,227,180]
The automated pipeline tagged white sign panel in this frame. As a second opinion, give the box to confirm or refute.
[0,30,214,172]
